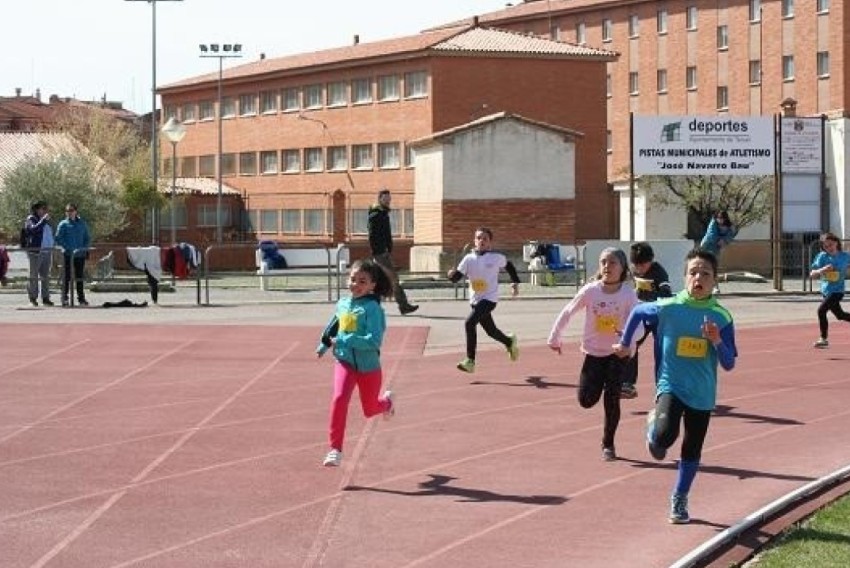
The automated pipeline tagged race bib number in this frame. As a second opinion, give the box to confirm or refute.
[339,312,358,333]
[634,277,653,292]
[676,336,708,358]
[824,270,840,283]
[471,279,487,293]
[595,314,619,334]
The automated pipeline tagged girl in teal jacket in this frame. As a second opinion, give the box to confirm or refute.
[316,259,394,467]
[810,232,850,348]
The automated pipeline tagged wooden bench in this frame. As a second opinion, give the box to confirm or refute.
[255,246,350,291]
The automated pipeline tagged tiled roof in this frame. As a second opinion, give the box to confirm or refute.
[429,0,626,30]
[409,111,584,147]
[170,177,240,196]
[0,132,85,183]
[161,25,615,91]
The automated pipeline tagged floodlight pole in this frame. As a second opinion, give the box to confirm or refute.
[200,43,243,243]
[125,0,183,243]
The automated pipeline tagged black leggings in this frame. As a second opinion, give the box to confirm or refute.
[817,293,850,339]
[464,300,511,360]
[653,393,711,461]
[578,354,626,448]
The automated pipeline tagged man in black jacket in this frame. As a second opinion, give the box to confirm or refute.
[368,189,418,315]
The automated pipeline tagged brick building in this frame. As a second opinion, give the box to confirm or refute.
[458,0,850,238]
[157,24,617,265]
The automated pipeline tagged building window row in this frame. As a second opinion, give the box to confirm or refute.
[247,207,414,237]
[166,71,429,123]
[166,142,414,177]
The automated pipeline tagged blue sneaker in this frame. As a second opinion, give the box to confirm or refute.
[646,409,667,461]
[669,493,690,524]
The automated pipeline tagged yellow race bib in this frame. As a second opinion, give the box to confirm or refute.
[595,314,619,334]
[824,270,840,283]
[339,312,358,333]
[676,336,708,358]
[634,277,653,292]
[471,279,487,293]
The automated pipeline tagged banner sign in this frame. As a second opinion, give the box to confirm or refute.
[632,115,775,175]
[780,117,822,174]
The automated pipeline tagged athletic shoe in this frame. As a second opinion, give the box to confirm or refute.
[620,383,638,399]
[29,299,38,307]
[323,449,342,467]
[456,358,476,373]
[383,390,395,420]
[78,299,89,306]
[601,446,617,461]
[669,493,690,524]
[400,304,419,315]
[506,333,519,362]
[646,409,667,461]
[41,299,54,307]
[813,338,829,349]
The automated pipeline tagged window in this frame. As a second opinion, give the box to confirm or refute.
[657,10,668,34]
[377,75,400,101]
[606,74,612,98]
[239,94,257,116]
[327,81,347,107]
[199,100,214,120]
[628,14,639,37]
[817,0,829,13]
[352,144,373,169]
[304,147,323,171]
[817,51,829,77]
[282,87,300,111]
[686,6,697,30]
[164,106,177,121]
[657,69,668,93]
[221,97,236,118]
[282,149,300,173]
[749,60,762,84]
[198,204,231,227]
[304,84,323,109]
[629,72,639,95]
[199,155,215,177]
[749,0,761,21]
[180,156,197,177]
[549,21,560,40]
[350,209,368,234]
[181,103,196,123]
[327,146,347,171]
[404,71,427,98]
[351,78,372,103]
[378,142,400,169]
[221,153,236,175]
[259,210,279,233]
[782,0,793,17]
[686,66,698,90]
[575,21,586,44]
[260,151,278,174]
[239,152,257,175]
[282,209,301,234]
[602,18,612,41]
[782,55,795,80]
[260,90,278,113]
[161,202,187,229]
[606,130,612,153]
[716,86,729,110]
[404,144,416,168]
[304,209,325,235]
[716,25,729,50]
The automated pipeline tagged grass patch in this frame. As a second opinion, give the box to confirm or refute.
[744,493,850,567]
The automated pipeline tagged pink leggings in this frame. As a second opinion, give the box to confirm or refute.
[329,362,390,451]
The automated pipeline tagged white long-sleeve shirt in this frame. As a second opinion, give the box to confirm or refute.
[547,280,639,357]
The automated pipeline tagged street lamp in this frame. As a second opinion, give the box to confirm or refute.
[199,43,243,243]
[160,117,186,247]
[125,0,183,243]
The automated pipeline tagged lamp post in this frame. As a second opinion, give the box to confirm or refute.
[160,117,186,248]
[125,0,183,243]
[199,43,243,243]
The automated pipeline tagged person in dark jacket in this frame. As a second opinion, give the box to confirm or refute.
[23,200,55,307]
[367,189,418,315]
[55,203,92,306]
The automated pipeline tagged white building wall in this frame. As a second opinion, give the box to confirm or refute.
[826,118,849,238]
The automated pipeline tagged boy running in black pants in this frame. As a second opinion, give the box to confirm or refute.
[621,242,672,399]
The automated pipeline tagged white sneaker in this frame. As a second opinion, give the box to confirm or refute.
[383,390,395,420]
[323,449,342,467]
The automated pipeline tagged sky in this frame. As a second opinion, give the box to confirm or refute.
[2,0,507,115]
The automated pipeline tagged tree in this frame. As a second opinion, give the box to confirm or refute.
[0,153,126,240]
[643,174,773,242]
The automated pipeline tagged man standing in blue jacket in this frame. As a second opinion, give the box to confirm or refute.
[23,200,55,307]
[55,203,91,306]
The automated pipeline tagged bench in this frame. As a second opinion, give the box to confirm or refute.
[523,242,578,286]
[255,246,350,291]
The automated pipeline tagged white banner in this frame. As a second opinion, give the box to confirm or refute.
[780,117,822,174]
[632,115,775,175]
